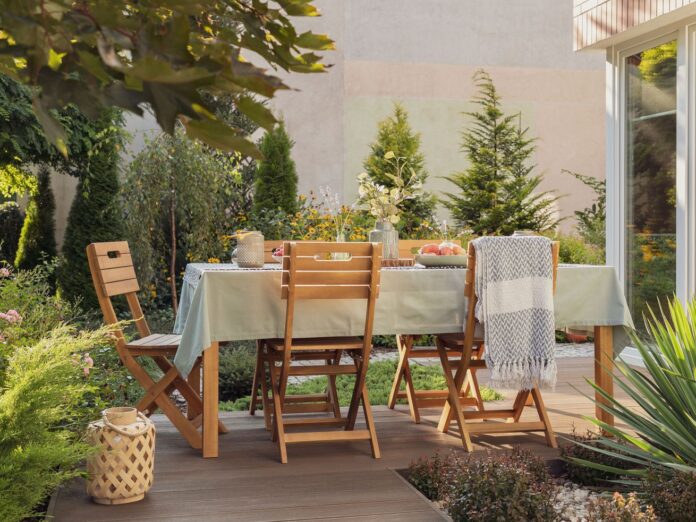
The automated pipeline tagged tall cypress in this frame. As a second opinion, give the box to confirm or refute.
[253,123,298,216]
[14,165,57,269]
[443,70,559,235]
[59,112,124,309]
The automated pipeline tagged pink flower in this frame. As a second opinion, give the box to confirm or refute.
[82,353,94,377]
[0,267,10,278]
[0,310,21,324]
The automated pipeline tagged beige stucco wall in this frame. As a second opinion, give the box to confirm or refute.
[270,0,607,229]
[47,0,607,238]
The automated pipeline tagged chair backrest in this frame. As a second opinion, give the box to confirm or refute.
[398,239,461,259]
[280,241,381,345]
[265,239,324,263]
[86,241,151,342]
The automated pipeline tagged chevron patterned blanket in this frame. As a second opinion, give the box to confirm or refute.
[473,236,557,390]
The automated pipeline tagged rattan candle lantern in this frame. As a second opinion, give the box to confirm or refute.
[86,407,156,505]
[232,230,265,267]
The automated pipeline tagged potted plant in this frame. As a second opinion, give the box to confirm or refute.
[357,151,423,259]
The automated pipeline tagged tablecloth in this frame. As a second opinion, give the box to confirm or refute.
[172,263,634,377]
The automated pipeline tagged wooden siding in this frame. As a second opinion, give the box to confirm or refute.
[574,0,696,49]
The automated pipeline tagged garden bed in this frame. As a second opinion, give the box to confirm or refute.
[402,447,659,522]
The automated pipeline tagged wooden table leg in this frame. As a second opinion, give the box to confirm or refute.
[594,326,614,429]
[203,341,219,458]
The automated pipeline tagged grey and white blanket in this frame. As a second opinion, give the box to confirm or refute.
[473,236,557,390]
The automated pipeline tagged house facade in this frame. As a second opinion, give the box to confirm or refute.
[574,0,696,327]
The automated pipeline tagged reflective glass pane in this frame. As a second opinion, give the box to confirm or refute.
[625,41,677,326]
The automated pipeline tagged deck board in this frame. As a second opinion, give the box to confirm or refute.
[53,357,632,521]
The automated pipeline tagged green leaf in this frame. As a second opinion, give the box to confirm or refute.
[183,118,261,159]
[236,96,276,130]
[48,49,66,71]
[296,31,335,51]
[31,97,67,157]
[124,57,215,85]
[278,0,320,16]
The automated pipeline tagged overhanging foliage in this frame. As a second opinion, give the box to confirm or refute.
[0,1,334,156]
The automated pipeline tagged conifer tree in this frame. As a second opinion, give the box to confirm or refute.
[253,123,298,216]
[443,71,558,235]
[363,104,436,235]
[14,165,57,269]
[59,112,124,309]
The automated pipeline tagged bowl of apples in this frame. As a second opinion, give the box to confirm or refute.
[271,245,284,264]
[415,242,468,267]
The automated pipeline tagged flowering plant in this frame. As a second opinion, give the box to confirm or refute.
[357,151,423,224]
[319,186,355,239]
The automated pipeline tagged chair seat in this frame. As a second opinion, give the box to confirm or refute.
[264,336,364,352]
[437,331,484,350]
[126,333,181,355]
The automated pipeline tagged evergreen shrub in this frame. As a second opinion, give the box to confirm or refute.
[14,165,57,269]
[0,202,24,264]
[253,123,298,216]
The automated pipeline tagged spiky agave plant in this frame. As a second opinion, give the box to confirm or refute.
[568,297,696,487]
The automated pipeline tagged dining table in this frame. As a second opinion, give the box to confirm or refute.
[173,262,634,458]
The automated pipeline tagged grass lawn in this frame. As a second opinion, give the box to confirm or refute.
[220,359,503,411]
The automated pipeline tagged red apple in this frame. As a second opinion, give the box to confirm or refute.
[439,245,454,256]
[273,245,284,257]
[419,243,440,255]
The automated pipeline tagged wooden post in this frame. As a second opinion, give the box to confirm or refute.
[594,326,614,428]
[203,342,219,458]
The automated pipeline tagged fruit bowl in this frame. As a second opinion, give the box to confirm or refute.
[415,254,468,267]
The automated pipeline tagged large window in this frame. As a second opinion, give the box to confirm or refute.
[624,40,677,325]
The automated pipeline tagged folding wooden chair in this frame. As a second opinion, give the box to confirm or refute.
[250,240,339,425]
[258,241,381,463]
[86,241,228,451]
[434,241,559,451]
[386,239,485,423]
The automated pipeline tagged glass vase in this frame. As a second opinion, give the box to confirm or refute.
[334,231,349,259]
[369,220,399,260]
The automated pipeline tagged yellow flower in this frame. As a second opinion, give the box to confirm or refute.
[208,257,221,263]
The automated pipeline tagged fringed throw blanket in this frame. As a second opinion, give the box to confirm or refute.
[473,236,557,390]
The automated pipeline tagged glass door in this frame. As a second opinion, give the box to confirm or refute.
[624,40,678,325]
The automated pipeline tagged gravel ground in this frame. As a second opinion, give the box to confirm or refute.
[553,481,601,521]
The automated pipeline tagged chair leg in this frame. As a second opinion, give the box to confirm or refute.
[436,341,473,451]
[345,357,369,430]
[268,361,280,440]
[388,335,409,409]
[327,350,342,418]
[260,356,273,431]
[272,388,288,464]
[187,358,201,421]
[512,390,530,422]
[250,341,263,415]
[531,387,557,448]
[153,355,229,434]
[361,384,381,459]
[469,369,485,411]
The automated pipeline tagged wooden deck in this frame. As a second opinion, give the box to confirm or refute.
[53,357,631,522]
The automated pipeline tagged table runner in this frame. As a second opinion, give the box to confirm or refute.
[173,263,634,377]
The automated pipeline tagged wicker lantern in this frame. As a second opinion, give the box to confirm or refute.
[86,407,156,505]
